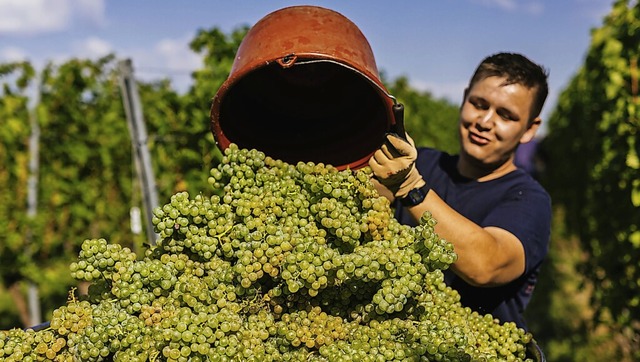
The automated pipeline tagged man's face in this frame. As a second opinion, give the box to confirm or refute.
[458,76,539,170]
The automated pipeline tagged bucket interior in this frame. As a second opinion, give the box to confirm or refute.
[217,61,389,168]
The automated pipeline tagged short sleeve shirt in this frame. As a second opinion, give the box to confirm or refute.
[394,147,551,330]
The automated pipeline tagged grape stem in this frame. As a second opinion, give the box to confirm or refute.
[67,287,77,304]
[217,225,234,237]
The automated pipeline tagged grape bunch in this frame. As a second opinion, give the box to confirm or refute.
[1,144,536,361]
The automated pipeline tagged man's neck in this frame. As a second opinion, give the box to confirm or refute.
[457,156,517,182]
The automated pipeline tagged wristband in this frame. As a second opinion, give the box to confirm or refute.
[399,184,431,207]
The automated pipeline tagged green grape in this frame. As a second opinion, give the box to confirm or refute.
[3,144,537,362]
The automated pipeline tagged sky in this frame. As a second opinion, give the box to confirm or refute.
[0,0,614,131]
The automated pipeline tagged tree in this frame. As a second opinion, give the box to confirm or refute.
[386,76,459,154]
[0,62,37,327]
[536,1,640,360]
[0,26,248,329]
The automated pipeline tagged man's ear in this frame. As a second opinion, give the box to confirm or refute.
[520,117,542,144]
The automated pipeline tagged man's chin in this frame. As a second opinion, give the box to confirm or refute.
[461,144,490,162]
[461,151,507,171]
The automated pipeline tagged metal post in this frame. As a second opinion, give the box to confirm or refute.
[26,101,42,326]
[118,59,160,245]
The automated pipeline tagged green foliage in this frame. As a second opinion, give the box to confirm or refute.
[37,55,134,253]
[538,0,640,359]
[0,26,246,329]
[386,76,459,154]
[150,26,251,198]
[189,26,249,103]
[0,62,34,285]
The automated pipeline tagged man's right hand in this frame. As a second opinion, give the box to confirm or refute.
[369,133,425,199]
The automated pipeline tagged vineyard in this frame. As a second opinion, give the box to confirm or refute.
[1,1,639,361]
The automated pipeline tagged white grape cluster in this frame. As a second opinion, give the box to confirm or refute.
[0,144,535,361]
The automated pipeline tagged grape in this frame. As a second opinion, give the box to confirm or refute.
[2,144,537,361]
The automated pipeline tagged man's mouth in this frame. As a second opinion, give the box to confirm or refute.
[468,131,490,145]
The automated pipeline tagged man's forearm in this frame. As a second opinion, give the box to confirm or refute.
[405,190,526,287]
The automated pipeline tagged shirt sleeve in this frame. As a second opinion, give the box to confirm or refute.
[481,185,552,275]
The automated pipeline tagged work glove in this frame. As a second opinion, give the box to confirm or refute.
[369,133,426,199]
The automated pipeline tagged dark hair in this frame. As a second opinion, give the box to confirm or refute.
[468,52,549,121]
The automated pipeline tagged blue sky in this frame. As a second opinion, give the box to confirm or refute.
[0,0,612,128]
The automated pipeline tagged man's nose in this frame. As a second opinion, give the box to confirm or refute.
[477,110,495,129]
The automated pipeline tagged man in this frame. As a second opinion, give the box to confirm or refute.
[369,52,551,330]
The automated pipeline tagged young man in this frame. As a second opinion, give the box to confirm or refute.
[369,52,551,330]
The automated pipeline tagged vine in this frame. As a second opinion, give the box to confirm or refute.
[540,0,640,359]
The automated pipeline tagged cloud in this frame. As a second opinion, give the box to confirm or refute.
[475,0,517,11]
[471,0,544,14]
[72,37,113,58]
[523,2,544,15]
[0,0,105,35]
[154,37,202,72]
[0,46,28,62]
[411,79,467,104]
[75,0,106,25]
[575,0,611,23]
[115,33,202,93]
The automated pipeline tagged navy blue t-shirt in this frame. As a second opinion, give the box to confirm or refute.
[394,147,551,330]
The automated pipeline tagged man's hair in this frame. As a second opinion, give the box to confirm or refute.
[468,52,549,121]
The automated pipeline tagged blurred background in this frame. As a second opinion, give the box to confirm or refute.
[1,1,638,361]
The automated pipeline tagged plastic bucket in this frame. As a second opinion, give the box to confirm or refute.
[527,339,547,362]
[210,5,396,170]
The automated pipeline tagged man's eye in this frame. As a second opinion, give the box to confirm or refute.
[470,100,487,109]
[498,111,516,121]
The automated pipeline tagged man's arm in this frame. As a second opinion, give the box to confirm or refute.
[369,136,526,287]
[401,187,525,287]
